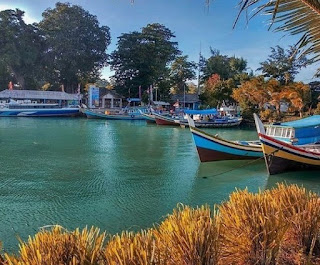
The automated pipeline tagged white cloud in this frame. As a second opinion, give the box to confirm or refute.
[0,4,40,24]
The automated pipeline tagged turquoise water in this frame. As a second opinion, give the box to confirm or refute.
[0,118,319,252]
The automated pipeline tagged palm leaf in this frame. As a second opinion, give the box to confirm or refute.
[235,0,320,75]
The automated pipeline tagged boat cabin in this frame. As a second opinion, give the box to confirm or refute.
[265,115,320,145]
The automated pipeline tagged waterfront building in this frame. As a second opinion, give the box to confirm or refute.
[171,94,201,110]
[0,89,81,106]
[102,90,125,109]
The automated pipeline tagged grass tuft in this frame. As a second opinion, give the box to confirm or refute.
[2,184,320,265]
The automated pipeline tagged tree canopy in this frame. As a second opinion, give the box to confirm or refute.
[201,49,247,81]
[110,23,180,99]
[38,2,111,92]
[0,9,45,90]
[258,45,308,85]
[170,55,197,94]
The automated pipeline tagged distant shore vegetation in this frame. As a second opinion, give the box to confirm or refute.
[1,184,320,265]
[1,1,320,120]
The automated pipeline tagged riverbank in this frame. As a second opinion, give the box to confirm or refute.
[2,184,320,264]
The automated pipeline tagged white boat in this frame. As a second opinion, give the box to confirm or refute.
[0,100,80,117]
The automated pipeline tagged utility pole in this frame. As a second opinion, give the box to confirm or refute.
[197,42,202,96]
[184,83,186,110]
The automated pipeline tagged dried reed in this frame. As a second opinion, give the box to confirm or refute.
[5,225,106,265]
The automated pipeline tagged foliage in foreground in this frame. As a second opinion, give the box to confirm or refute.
[2,184,320,265]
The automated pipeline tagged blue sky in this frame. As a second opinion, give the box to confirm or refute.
[0,0,319,83]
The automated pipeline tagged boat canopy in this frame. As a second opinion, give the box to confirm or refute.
[280,115,320,128]
[265,115,320,145]
[184,109,218,115]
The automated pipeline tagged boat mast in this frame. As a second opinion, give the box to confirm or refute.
[197,42,202,96]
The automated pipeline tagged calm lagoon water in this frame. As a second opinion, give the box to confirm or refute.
[0,117,319,251]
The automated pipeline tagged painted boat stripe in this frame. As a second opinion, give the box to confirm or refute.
[191,128,261,152]
[260,137,320,161]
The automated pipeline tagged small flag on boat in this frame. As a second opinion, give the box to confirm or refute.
[8,81,13,90]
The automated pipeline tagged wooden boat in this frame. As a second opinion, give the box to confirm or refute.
[154,109,242,128]
[153,113,184,126]
[185,108,242,128]
[83,109,145,120]
[193,117,242,128]
[254,113,320,175]
[140,112,156,123]
[187,116,262,162]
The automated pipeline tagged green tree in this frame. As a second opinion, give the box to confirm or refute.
[110,23,180,99]
[38,2,111,92]
[0,9,45,90]
[258,46,308,85]
[236,0,319,75]
[170,55,197,94]
[201,49,247,81]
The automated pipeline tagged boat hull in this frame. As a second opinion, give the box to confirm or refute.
[190,126,262,162]
[141,113,156,123]
[154,113,181,126]
[194,119,242,128]
[259,133,320,175]
[84,110,145,120]
[0,108,80,117]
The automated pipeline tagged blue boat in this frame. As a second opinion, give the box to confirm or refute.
[0,102,79,117]
[263,115,320,145]
[83,109,146,120]
[254,113,320,174]
[187,116,262,162]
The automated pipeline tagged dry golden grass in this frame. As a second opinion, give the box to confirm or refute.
[2,184,320,265]
[4,226,106,265]
[218,188,288,265]
[154,204,220,265]
[104,230,160,265]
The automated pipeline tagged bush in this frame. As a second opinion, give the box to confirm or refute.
[2,184,320,265]
[314,103,320,115]
[4,226,106,265]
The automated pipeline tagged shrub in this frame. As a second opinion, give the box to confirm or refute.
[104,230,160,265]
[218,188,288,265]
[314,103,320,115]
[154,204,220,265]
[5,226,106,265]
[2,184,320,265]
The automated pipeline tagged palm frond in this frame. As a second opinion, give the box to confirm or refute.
[236,0,320,74]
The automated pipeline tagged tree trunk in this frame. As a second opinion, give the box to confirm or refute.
[8,65,25,89]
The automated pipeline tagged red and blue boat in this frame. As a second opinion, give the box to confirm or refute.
[187,116,262,162]
[254,113,320,175]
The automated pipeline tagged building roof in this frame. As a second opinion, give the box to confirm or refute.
[0,89,81,100]
[102,90,125,99]
[171,94,201,103]
[153,101,170,106]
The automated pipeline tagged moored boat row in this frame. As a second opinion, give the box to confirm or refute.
[187,113,320,175]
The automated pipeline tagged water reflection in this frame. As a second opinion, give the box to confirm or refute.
[0,118,320,252]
